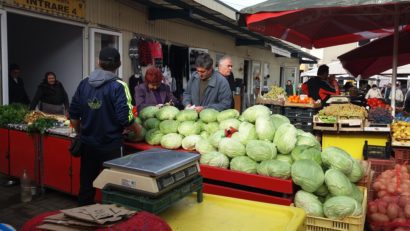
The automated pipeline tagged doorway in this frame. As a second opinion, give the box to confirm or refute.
[7,12,83,104]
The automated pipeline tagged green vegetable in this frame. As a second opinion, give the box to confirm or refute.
[140,106,159,120]
[324,169,353,197]
[291,159,324,193]
[178,121,201,136]
[291,146,322,166]
[200,151,229,169]
[270,114,290,130]
[321,147,354,175]
[0,104,29,127]
[218,137,246,158]
[200,131,209,139]
[350,183,363,204]
[347,159,364,183]
[231,122,257,145]
[294,190,324,217]
[181,135,202,151]
[27,117,57,134]
[256,159,291,179]
[143,118,160,130]
[296,132,321,150]
[195,138,216,154]
[160,133,182,149]
[314,184,329,197]
[219,118,240,130]
[230,156,258,174]
[276,154,294,165]
[273,123,297,154]
[242,105,271,123]
[209,130,226,148]
[145,129,163,145]
[217,109,240,122]
[176,109,198,121]
[255,116,275,141]
[156,106,179,120]
[199,108,219,123]
[203,122,220,134]
[159,120,180,134]
[134,117,142,125]
[246,140,277,161]
[323,196,358,220]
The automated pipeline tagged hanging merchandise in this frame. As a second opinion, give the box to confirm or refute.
[162,66,172,86]
[149,41,163,59]
[129,37,140,75]
[138,38,152,66]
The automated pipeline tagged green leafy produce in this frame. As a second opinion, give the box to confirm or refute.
[347,159,364,183]
[181,135,202,151]
[296,132,321,150]
[200,131,209,139]
[0,104,29,127]
[27,117,57,134]
[160,133,182,149]
[273,123,297,154]
[294,190,324,217]
[156,106,179,120]
[195,138,216,154]
[323,196,358,220]
[159,120,180,134]
[203,122,219,134]
[321,147,354,175]
[255,116,275,141]
[242,105,271,123]
[350,183,363,204]
[230,156,258,174]
[217,109,240,122]
[145,129,163,145]
[246,140,277,161]
[134,117,142,125]
[200,151,229,169]
[176,109,198,121]
[324,169,353,197]
[143,118,160,130]
[231,122,257,145]
[139,106,159,120]
[178,121,201,136]
[276,154,294,165]
[291,146,322,166]
[219,118,240,130]
[199,108,219,123]
[257,159,291,179]
[270,114,290,130]
[218,137,246,158]
[209,130,226,148]
[314,184,329,197]
[291,159,324,193]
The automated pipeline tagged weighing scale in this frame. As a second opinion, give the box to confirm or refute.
[94,148,200,197]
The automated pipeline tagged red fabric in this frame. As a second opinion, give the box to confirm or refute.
[243,3,410,49]
[148,41,163,59]
[338,27,410,78]
[301,82,309,95]
[138,40,152,66]
[21,211,171,231]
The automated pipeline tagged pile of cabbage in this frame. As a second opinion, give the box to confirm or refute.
[134,105,365,220]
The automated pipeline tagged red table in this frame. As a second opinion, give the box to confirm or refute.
[0,128,9,175]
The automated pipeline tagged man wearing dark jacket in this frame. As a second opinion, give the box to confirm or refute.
[302,64,339,102]
[69,47,141,205]
[9,64,30,105]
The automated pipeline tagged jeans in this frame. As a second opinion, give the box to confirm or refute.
[78,144,122,206]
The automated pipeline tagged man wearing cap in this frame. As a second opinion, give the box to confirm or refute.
[69,47,142,205]
[183,53,232,112]
[9,64,30,105]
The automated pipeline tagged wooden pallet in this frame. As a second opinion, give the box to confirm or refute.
[338,118,364,131]
[363,120,390,132]
[312,115,338,131]
[284,101,321,108]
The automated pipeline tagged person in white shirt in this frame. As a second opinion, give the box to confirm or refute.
[390,82,404,107]
[365,84,382,99]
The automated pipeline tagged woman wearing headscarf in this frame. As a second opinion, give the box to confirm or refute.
[30,71,69,115]
[134,66,179,112]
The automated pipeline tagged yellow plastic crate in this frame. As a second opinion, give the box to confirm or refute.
[304,187,367,231]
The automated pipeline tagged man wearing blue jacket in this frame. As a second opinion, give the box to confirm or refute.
[183,53,232,112]
[69,47,141,205]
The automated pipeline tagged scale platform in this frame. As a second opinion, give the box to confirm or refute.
[94,148,200,197]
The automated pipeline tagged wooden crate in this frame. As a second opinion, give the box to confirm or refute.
[313,115,338,131]
[338,118,364,131]
[284,101,321,108]
[363,120,390,132]
[255,97,284,106]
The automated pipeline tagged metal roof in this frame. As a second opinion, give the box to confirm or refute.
[134,0,318,63]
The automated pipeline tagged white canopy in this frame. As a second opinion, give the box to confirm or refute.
[301,61,349,77]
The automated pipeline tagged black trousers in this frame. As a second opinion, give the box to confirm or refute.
[78,144,122,206]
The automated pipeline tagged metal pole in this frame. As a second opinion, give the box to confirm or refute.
[391,5,399,116]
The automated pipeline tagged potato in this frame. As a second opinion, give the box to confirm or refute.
[398,196,410,208]
[387,203,400,219]
[377,201,387,214]
[405,204,410,218]
[370,213,390,222]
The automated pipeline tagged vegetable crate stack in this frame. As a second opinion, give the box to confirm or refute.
[367,163,410,231]
[314,104,367,132]
[391,121,410,148]
[283,107,317,133]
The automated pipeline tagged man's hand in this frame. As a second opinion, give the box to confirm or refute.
[127,122,142,136]
[195,106,204,113]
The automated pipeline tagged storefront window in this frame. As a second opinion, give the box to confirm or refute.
[90,28,122,77]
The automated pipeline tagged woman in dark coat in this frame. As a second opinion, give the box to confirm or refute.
[30,71,69,115]
[134,66,179,112]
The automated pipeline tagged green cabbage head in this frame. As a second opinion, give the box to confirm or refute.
[324,169,353,197]
[181,135,202,151]
[347,159,364,183]
[200,151,229,169]
[256,159,291,179]
[203,122,220,134]
[219,118,240,130]
[323,196,358,220]
[231,122,257,145]
[291,146,322,166]
[159,120,180,134]
[246,140,277,161]
[291,159,324,192]
[160,133,182,149]
[276,154,294,165]
[195,138,216,154]
[217,109,240,122]
[270,114,290,130]
[176,109,198,121]
[209,130,226,148]
[218,137,246,158]
[255,116,275,141]
[242,105,271,123]
[140,106,159,120]
[156,106,180,120]
[145,129,163,145]
[294,190,324,217]
[273,123,297,154]
[178,121,201,136]
[199,108,219,123]
[321,147,354,175]
[230,156,258,174]
[143,118,160,130]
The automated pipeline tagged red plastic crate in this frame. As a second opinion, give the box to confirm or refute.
[393,147,410,164]
[367,158,396,201]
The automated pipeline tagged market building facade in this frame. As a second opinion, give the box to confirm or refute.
[0,0,316,109]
